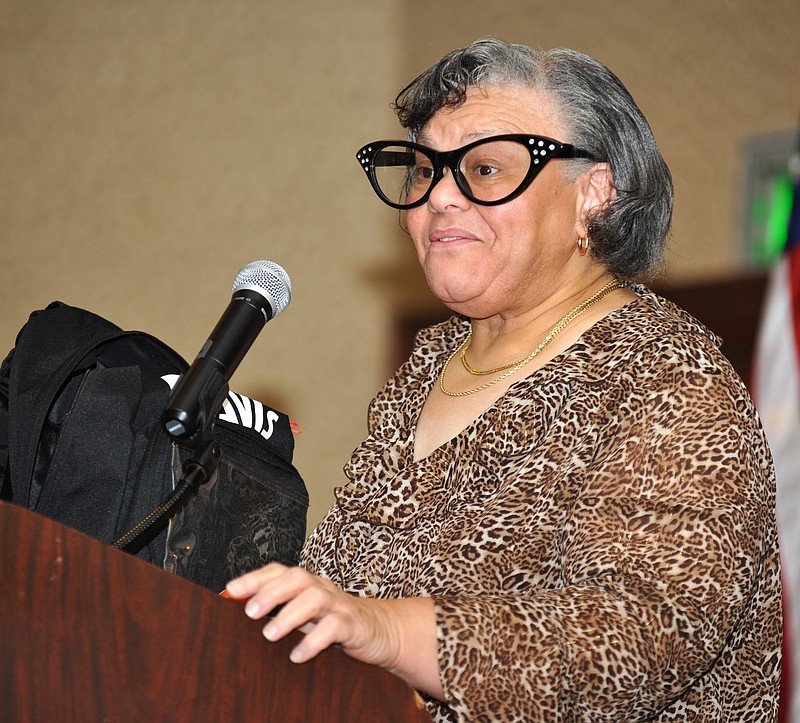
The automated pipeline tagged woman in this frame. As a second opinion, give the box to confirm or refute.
[226,39,781,721]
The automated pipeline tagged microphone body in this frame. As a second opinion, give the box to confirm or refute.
[162,260,291,440]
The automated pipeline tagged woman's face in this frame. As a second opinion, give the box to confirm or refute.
[404,85,587,321]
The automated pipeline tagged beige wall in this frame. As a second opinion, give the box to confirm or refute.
[2,0,798,529]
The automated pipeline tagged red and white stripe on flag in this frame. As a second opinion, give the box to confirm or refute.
[752,165,800,721]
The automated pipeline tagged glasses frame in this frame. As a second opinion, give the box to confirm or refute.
[356,134,596,210]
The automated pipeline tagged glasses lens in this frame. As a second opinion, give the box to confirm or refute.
[459,140,533,204]
[372,145,434,207]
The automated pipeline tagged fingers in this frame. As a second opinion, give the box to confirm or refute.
[225,565,371,666]
[225,562,290,601]
[226,564,344,635]
[260,577,341,641]
[225,562,301,619]
[285,613,346,664]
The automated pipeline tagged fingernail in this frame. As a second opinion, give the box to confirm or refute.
[290,647,305,663]
[245,600,261,618]
[264,623,279,640]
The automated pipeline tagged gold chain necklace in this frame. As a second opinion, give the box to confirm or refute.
[439,278,623,397]
[460,335,521,375]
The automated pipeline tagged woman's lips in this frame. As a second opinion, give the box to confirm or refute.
[429,229,477,245]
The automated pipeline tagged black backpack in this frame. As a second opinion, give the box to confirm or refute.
[0,301,308,592]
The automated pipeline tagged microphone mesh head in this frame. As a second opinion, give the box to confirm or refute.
[233,260,292,317]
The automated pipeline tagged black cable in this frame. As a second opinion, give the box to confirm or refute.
[112,434,221,553]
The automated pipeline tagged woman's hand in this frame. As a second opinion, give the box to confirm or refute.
[226,563,397,667]
[225,564,444,699]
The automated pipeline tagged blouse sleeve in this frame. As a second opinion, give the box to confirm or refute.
[433,346,777,720]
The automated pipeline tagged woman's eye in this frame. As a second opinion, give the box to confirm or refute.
[466,160,502,179]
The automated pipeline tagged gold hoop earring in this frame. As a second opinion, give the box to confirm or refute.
[577,236,589,256]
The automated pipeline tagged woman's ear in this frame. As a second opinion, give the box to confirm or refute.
[575,162,616,236]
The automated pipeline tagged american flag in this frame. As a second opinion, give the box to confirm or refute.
[752,140,800,721]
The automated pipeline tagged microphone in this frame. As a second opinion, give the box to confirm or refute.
[161,260,292,441]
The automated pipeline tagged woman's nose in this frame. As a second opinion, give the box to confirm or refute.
[426,166,471,212]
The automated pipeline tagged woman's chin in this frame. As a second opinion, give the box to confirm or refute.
[430,290,495,320]
[427,283,476,309]
[425,269,487,303]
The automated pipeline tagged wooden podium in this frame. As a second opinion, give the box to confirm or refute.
[0,502,432,722]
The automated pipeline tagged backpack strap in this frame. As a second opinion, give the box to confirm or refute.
[6,302,187,508]
[0,347,13,500]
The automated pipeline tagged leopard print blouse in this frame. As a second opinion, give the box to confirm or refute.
[301,287,781,722]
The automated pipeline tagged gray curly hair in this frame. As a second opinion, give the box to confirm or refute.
[393,38,673,279]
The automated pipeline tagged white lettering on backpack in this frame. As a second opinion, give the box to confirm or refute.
[161,374,277,441]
